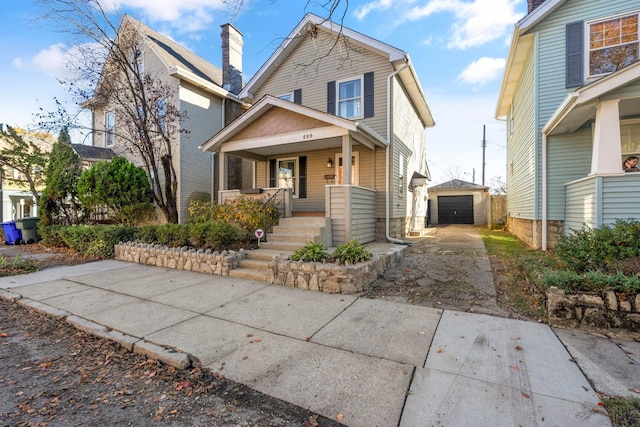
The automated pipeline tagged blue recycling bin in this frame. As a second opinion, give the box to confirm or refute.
[1,221,23,245]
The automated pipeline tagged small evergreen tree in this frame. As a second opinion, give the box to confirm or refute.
[39,128,84,225]
[78,157,153,226]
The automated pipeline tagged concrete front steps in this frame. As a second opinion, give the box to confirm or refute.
[228,217,331,282]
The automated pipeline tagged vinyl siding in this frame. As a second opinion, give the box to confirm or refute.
[528,0,639,218]
[507,40,537,219]
[327,185,376,245]
[564,176,597,232]
[601,175,640,224]
[391,78,426,220]
[252,27,393,140]
[429,189,487,225]
[546,125,592,220]
[178,82,224,221]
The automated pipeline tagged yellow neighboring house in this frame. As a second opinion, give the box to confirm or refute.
[0,128,54,222]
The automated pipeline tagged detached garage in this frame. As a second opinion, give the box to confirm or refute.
[428,179,489,225]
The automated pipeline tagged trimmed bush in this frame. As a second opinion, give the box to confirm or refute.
[43,225,136,258]
[540,269,640,295]
[154,223,189,247]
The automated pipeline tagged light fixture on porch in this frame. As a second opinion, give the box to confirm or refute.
[327,157,333,168]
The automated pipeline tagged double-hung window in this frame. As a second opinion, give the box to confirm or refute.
[588,12,639,78]
[337,77,363,119]
[105,112,115,147]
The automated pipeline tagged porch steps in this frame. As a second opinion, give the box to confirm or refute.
[228,218,330,283]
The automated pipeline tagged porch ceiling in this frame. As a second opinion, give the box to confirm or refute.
[548,97,640,136]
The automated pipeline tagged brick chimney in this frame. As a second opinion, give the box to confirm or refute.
[221,23,243,95]
[527,0,546,13]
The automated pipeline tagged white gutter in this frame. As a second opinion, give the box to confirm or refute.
[386,60,410,244]
[542,132,548,251]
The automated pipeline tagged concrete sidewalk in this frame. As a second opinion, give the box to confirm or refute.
[0,261,611,426]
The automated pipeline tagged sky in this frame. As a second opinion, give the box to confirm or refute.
[0,0,527,187]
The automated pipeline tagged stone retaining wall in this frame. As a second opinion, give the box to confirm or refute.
[547,286,640,332]
[266,248,402,294]
[115,242,246,275]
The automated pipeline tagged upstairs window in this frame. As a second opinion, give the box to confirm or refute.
[278,93,293,102]
[337,77,363,119]
[105,112,115,146]
[588,13,639,78]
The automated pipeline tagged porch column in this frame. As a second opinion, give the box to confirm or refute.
[591,99,622,175]
[218,151,228,200]
[341,134,352,185]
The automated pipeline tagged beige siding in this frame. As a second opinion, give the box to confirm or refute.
[326,185,376,245]
[429,189,488,225]
[253,28,393,138]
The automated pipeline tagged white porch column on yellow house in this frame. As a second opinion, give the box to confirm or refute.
[341,134,352,185]
[591,99,622,175]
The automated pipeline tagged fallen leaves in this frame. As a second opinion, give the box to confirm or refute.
[336,413,344,421]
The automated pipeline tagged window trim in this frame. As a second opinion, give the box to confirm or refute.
[336,75,364,119]
[585,10,640,80]
[277,157,299,198]
[105,111,115,147]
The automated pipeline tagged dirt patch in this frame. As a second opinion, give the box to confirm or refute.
[0,298,339,426]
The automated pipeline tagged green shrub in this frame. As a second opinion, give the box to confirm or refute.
[188,198,279,237]
[37,224,66,247]
[187,200,218,224]
[136,225,160,244]
[540,269,640,294]
[291,242,331,262]
[332,240,372,264]
[554,220,640,273]
[205,222,241,250]
[0,255,39,277]
[43,225,136,258]
[154,223,189,247]
[188,222,213,248]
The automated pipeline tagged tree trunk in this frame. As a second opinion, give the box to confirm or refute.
[161,154,179,223]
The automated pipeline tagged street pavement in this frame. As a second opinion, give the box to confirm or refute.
[0,258,618,426]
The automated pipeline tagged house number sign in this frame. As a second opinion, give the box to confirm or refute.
[302,133,313,140]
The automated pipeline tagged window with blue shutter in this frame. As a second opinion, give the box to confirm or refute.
[566,21,584,88]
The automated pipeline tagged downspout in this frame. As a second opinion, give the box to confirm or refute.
[386,60,410,245]
[542,132,547,251]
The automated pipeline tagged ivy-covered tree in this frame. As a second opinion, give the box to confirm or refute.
[39,128,84,225]
[77,157,153,226]
[0,124,49,206]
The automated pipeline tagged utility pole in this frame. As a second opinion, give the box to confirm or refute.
[482,124,486,186]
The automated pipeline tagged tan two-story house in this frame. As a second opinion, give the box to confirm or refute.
[202,14,435,245]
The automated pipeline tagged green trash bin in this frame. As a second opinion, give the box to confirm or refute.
[14,217,40,244]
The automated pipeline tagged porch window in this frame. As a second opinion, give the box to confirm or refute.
[337,77,363,119]
[278,158,297,196]
[588,12,639,78]
[105,112,115,147]
[335,152,359,185]
[620,120,640,167]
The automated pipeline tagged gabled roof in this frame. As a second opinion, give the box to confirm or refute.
[496,0,567,118]
[71,144,117,161]
[543,61,640,135]
[239,13,434,128]
[84,15,231,108]
[428,179,488,191]
[201,95,388,156]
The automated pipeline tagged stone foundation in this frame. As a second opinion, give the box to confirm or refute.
[507,217,563,249]
[266,247,402,294]
[115,242,246,275]
[546,286,640,333]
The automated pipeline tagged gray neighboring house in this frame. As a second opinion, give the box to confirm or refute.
[428,179,489,225]
[83,15,251,223]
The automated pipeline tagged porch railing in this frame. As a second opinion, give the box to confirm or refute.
[261,188,287,236]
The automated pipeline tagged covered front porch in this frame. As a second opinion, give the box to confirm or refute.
[543,61,640,246]
[202,95,389,246]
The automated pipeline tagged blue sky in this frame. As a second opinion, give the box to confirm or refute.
[0,0,527,186]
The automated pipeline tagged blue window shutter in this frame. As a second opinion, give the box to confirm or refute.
[299,156,307,198]
[364,72,374,118]
[294,89,302,105]
[566,21,584,88]
[269,159,276,187]
[327,81,336,115]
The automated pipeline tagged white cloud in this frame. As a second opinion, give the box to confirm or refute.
[407,0,524,50]
[98,0,224,32]
[354,0,397,20]
[12,57,25,68]
[31,43,69,78]
[458,56,506,86]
